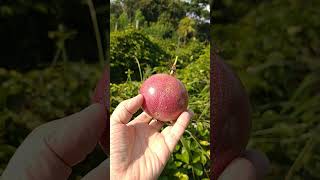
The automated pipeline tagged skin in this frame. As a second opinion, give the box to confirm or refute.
[1,103,109,180]
[219,150,270,180]
[1,95,269,180]
[110,94,193,179]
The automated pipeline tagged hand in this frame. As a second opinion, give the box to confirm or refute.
[110,94,193,180]
[218,150,270,180]
[1,104,109,180]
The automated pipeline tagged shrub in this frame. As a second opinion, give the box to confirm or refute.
[212,0,320,179]
[0,63,106,177]
[110,28,170,83]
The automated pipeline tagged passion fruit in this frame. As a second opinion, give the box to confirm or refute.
[139,73,188,122]
[211,51,251,179]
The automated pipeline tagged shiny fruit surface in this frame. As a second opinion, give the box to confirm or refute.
[139,73,188,122]
[211,52,251,179]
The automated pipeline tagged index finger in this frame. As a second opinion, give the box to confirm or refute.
[162,110,193,153]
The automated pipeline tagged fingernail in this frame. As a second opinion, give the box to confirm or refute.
[133,94,143,100]
[189,110,194,117]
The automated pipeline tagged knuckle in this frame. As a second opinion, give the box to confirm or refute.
[119,100,129,109]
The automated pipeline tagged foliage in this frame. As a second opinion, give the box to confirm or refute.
[212,0,320,179]
[134,9,145,29]
[159,39,207,69]
[142,21,176,40]
[110,29,170,83]
[0,0,108,70]
[0,63,106,178]
[160,46,210,179]
[185,0,210,19]
[177,17,197,44]
[110,14,118,31]
[118,12,129,30]
[110,0,210,41]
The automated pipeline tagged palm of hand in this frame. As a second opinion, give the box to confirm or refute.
[111,122,171,180]
[110,95,192,180]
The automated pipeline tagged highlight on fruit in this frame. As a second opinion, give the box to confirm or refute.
[139,57,189,122]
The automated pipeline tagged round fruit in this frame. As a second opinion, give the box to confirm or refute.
[211,52,251,179]
[92,67,109,155]
[139,73,189,122]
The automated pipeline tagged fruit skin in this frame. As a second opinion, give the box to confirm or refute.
[92,67,109,155]
[139,73,189,122]
[211,51,251,179]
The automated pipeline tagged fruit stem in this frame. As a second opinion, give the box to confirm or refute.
[170,56,178,76]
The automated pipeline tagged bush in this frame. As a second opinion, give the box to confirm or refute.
[142,21,176,39]
[150,38,207,69]
[0,63,106,177]
[212,0,320,179]
[110,28,170,83]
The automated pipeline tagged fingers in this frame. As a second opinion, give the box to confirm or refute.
[149,119,164,131]
[2,103,106,180]
[82,158,110,180]
[45,104,107,166]
[243,150,270,179]
[218,158,256,180]
[111,94,143,125]
[162,111,193,153]
[218,150,270,180]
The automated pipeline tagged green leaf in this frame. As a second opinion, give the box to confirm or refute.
[201,153,207,166]
[193,163,204,176]
[176,146,189,164]
[199,140,210,146]
[192,153,201,164]
[174,161,183,167]
[174,172,189,180]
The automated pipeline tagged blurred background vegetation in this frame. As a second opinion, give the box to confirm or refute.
[0,0,108,70]
[212,0,320,179]
[0,0,108,179]
[110,0,210,179]
[0,0,211,179]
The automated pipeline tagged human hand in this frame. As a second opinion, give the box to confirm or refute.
[110,94,193,180]
[1,104,109,180]
[218,150,270,180]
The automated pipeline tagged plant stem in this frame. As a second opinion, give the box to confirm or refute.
[134,56,143,82]
[170,56,179,75]
[87,0,105,67]
[185,130,210,159]
[285,136,315,180]
[285,124,319,180]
